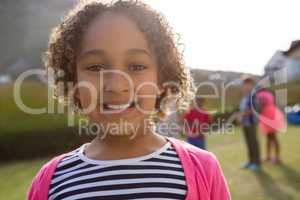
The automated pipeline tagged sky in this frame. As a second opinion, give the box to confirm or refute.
[144,0,300,75]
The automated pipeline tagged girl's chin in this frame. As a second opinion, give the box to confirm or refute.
[83,114,154,138]
[89,112,143,125]
[94,121,143,139]
[93,105,154,121]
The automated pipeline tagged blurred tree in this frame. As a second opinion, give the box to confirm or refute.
[0,0,75,73]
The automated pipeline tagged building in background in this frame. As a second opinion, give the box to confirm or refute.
[264,40,300,83]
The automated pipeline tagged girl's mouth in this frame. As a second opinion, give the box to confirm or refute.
[102,101,136,112]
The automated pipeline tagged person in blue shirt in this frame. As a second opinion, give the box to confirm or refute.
[237,77,261,171]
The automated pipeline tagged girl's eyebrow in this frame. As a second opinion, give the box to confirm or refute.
[126,48,153,58]
[78,48,153,61]
[78,49,106,61]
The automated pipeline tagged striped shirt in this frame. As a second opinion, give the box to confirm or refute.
[48,142,187,200]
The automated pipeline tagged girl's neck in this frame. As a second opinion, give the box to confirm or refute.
[85,122,167,161]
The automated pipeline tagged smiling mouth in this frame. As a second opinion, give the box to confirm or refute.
[102,101,136,111]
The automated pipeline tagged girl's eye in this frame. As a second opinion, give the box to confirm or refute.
[86,64,108,72]
[130,64,148,71]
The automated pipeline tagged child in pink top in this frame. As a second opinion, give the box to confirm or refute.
[27,1,230,199]
[256,90,285,164]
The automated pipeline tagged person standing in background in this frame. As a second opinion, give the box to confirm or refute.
[256,89,285,164]
[183,97,211,150]
[237,77,261,171]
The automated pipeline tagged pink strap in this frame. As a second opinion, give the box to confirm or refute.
[27,154,67,200]
[41,154,67,199]
[167,137,199,200]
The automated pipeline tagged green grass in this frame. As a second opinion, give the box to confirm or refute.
[0,81,75,135]
[0,157,50,199]
[0,126,299,199]
[209,125,300,200]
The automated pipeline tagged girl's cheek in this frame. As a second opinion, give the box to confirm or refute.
[77,72,102,97]
[77,83,101,110]
[78,87,92,108]
[135,84,158,113]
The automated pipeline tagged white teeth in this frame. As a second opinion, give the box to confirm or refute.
[106,103,131,110]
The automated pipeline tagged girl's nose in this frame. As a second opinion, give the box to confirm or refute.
[104,71,130,93]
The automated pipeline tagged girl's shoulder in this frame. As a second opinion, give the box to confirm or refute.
[27,151,73,200]
[33,147,81,178]
[168,137,231,200]
[168,137,222,172]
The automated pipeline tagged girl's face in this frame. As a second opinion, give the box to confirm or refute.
[76,12,160,135]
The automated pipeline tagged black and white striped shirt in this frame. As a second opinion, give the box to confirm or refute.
[48,142,187,200]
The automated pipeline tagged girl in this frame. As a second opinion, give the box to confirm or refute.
[257,90,285,164]
[28,1,231,199]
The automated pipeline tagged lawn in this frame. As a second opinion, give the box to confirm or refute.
[0,126,299,200]
[209,125,300,200]
[0,82,70,135]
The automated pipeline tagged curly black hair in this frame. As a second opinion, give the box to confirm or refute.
[45,0,194,116]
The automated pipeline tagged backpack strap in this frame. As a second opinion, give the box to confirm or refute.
[27,154,67,200]
[167,137,201,200]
